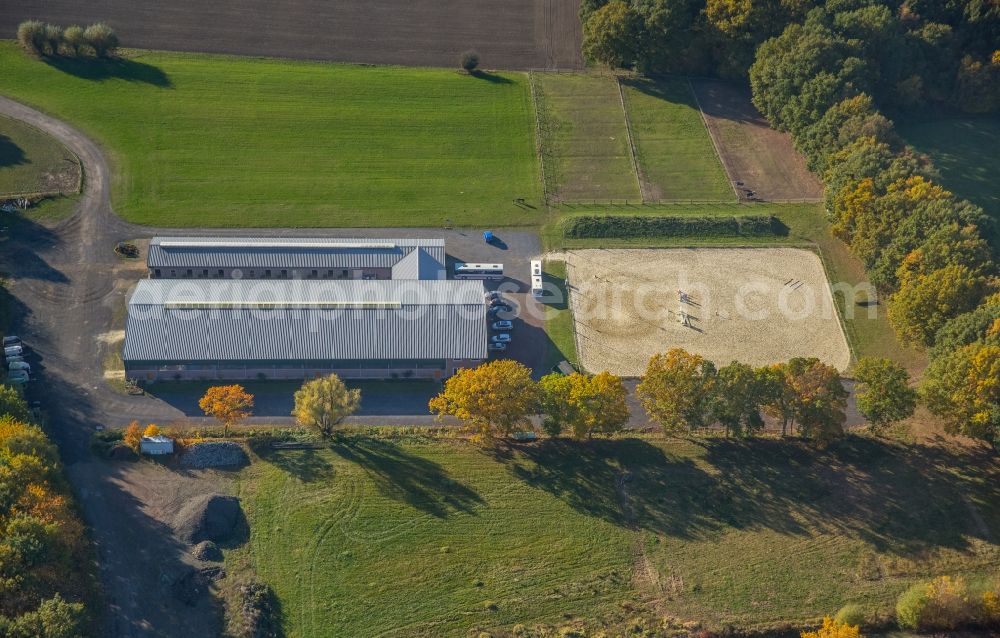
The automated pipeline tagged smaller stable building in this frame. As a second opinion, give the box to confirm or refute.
[146,237,446,281]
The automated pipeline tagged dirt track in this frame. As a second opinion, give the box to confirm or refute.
[691,79,823,202]
[566,248,851,377]
[1,0,582,70]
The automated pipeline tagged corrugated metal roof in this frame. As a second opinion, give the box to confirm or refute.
[123,279,487,362]
[390,248,445,280]
[148,236,446,273]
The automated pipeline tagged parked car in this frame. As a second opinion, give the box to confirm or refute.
[2,336,20,347]
[484,291,502,301]
[7,361,30,373]
[488,306,514,317]
[491,320,513,331]
[7,370,28,385]
[487,342,507,352]
[491,333,512,344]
[483,230,495,244]
[489,298,513,310]
[5,355,24,366]
[4,345,23,357]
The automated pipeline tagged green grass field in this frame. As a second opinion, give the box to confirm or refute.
[0,43,541,227]
[898,117,999,228]
[534,73,641,202]
[621,78,734,202]
[541,260,579,370]
[228,434,1000,636]
[0,113,80,197]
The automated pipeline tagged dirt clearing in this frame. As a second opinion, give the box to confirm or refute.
[566,248,851,376]
[2,0,582,70]
[690,80,823,202]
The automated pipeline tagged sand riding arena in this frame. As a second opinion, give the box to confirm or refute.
[565,248,852,377]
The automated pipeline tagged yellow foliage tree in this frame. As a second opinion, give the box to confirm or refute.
[142,424,160,438]
[199,384,254,437]
[292,373,361,438]
[888,264,988,347]
[123,421,142,452]
[539,371,629,439]
[428,360,540,445]
[922,342,1000,445]
[801,617,862,638]
[636,348,716,434]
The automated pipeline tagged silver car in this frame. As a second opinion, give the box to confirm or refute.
[4,345,23,357]
[7,370,28,384]
[491,333,512,344]
[8,361,30,373]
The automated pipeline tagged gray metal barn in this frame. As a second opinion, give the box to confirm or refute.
[122,279,487,381]
[146,237,446,281]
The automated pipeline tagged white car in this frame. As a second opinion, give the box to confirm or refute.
[7,361,30,373]
[490,320,513,331]
[491,333,511,344]
[2,336,20,347]
[4,345,23,357]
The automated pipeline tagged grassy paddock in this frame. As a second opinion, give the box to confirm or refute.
[541,259,578,370]
[227,434,1000,636]
[0,44,541,227]
[534,73,640,202]
[620,78,733,202]
[0,113,80,197]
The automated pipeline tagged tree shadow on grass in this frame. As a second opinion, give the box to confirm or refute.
[619,76,694,107]
[331,437,483,518]
[0,134,26,168]
[255,445,335,484]
[503,436,1000,557]
[42,56,172,87]
[500,438,722,539]
[470,70,513,84]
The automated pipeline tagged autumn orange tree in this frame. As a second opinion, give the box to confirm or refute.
[123,420,142,452]
[768,358,848,441]
[636,348,716,435]
[428,360,540,444]
[0,410,91,631]
[199,384,254,437]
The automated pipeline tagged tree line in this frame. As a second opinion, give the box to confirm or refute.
[581,0,998,114]
[427,350,917,444]
[17,21,120,58]
[0,385,93,636]
[745,3,1000,449]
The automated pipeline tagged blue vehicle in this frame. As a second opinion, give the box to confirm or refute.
[483,230,495,244]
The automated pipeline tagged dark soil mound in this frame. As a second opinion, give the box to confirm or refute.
[191,540,223,562]
[174,494,242,544]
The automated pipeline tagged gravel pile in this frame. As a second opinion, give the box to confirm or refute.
[174,494,243,544]
[180,441,248,468]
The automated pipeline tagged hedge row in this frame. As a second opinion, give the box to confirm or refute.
[562,215,781,239]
